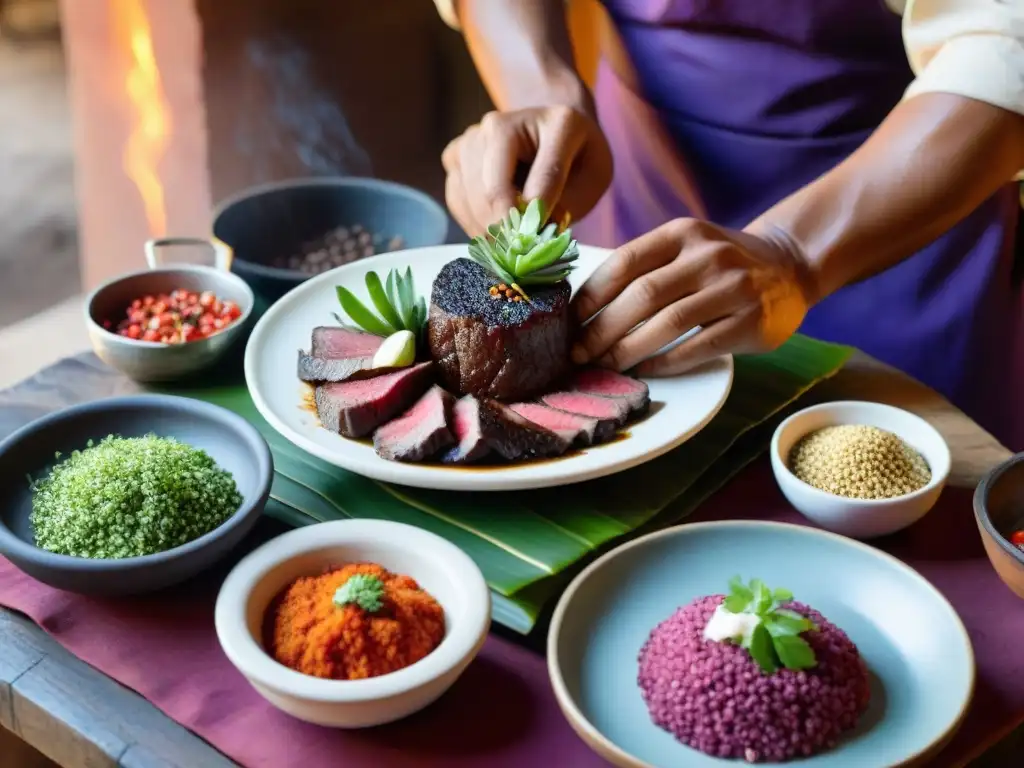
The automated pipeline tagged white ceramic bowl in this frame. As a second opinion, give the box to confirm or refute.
[770,401,950,539]
[214,520,491,727]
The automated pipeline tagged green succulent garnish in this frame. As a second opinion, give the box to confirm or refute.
[722,576,818,675]
[335,267,427,338]
[468,198,579,299]
[333,573,385,613]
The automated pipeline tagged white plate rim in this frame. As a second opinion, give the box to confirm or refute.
[244,245,734,492]
[546,519,976,768]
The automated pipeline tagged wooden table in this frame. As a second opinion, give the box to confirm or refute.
[0,351,1019,768]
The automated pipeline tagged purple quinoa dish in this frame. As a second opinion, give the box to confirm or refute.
[637,594,870,763]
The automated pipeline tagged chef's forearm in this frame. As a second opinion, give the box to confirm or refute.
[747,93,1024,304]
[454,0,593,116]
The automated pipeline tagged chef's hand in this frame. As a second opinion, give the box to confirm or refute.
[441,106,613,237]
[571,219,817,376]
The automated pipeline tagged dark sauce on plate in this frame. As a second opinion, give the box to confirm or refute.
[298,382,650,471]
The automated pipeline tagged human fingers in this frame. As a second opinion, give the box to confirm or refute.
[634,309,758,377]
[478,113,525,224]
[444,161,476,240]
[457,126,497,236]
[596,278,748,372]
[522,106,587,217]
[571,258,698,365]
[572,221,686,326]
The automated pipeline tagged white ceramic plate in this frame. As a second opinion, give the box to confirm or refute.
[244,245,734,491]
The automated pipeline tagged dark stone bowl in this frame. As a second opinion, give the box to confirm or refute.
[212,177,451,304]
[0,395,273,596]
[974,452,1024,600]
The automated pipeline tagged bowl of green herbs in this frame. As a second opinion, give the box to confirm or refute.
[0,394,272,595]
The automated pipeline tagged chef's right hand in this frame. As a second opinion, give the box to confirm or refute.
[442,106,613,237]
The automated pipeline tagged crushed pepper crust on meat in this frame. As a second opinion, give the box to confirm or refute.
[269,563,445,680]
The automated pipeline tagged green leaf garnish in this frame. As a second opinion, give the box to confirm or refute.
[743,623,778,675]
[336,286,394,337]
[720,576,819,674]
[467,198,579,292]
[773,635,817,671]
[365,271,403,331]
[335,268,427,339]
[763,610,815,638]
[724,574,754,613]
[750,578,772,614]
[333,573,385,613]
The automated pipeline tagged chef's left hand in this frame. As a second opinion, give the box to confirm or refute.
[571,219,816,376]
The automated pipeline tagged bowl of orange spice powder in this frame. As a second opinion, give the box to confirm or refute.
[214,519,490,727]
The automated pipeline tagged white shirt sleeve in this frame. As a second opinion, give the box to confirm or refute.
[434,0,459,29]
[902,0,1024,115]
[902,0,1024,179]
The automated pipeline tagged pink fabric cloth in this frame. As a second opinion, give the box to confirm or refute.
[1,460,1021,767]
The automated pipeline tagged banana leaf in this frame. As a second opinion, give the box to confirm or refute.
[158,334,852,634]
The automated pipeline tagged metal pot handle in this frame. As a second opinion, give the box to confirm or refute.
[144,237,234,271]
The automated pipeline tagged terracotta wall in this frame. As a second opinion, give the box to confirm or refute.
[61,0,210,289]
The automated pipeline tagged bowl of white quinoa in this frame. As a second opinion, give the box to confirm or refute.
[770,401,950,539]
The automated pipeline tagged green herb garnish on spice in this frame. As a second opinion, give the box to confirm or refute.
[468,198,579,300]
[29,434,242,560]
[333,573,386,613]
[335,267,427,339]
[721,576,818,675]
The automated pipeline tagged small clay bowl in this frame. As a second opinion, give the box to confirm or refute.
[770,401,950,539]
[85,238,255,383]
[973,453,1024,600]
[215,519,491,728]
[0,394,272,595]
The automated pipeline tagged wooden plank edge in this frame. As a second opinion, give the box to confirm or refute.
[0,608,236,768]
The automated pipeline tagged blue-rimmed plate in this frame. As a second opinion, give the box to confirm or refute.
[548,521,974,767]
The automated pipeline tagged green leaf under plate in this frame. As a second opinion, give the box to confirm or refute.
[156,333,852,634]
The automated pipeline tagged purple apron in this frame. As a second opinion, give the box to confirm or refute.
[573,0,1024,450]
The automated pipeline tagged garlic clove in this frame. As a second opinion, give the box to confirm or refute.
[372,330,416,369]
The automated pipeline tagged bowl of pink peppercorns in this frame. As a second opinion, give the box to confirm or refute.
[85,238,255,382]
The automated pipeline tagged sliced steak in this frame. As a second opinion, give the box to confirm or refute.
[373,385,455,462]
[540,391,629,438]
[311,326,383,358]
[442,395,570,463]
[297,352,380,383]
[570,368,651,416]
[478,399,570,460]
[299,327,388,383]
[508,402,599,446]
[314,362,434,438]
[442,395,492,464]
[427,258,573,402]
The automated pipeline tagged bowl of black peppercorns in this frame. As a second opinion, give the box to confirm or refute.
[212,177,451,304]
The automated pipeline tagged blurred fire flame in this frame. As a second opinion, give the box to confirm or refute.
[117,0,171,237]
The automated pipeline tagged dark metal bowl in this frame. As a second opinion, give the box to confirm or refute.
[0,395,273,595]
[212,177,450,303]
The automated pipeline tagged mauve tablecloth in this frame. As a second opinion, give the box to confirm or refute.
[0,356,1022,766]
[1,461,1022,767]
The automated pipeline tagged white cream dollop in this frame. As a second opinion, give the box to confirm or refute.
[703,603,761,644]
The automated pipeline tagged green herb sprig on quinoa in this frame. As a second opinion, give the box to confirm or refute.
[29,434,242,559]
